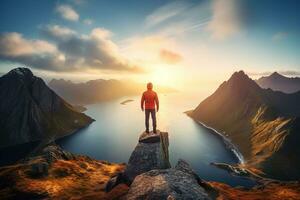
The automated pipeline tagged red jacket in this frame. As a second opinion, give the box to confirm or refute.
[141,89,159,110]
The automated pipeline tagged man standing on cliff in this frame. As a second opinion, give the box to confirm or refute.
[141,82,159,134]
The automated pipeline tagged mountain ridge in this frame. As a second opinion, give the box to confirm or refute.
[256,72,300,93]
[0,67,94,147]
[48,78,176,105]
[190,70,300,179]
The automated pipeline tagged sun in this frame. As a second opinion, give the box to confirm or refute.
[146,65,182,88]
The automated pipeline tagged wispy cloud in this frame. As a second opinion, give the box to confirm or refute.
[70,0,87,5]
[0,27,143,73]
[83,18,93,25]
[272,32,288,41]
[41,25,77,40]
[56,4,79,21]
[160,49,182,64]
[120,35,180,67]
[206,0,242,40]
[143,1,211,38]
[145,1,191,28]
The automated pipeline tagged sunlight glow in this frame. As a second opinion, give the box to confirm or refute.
[145,65,182,88]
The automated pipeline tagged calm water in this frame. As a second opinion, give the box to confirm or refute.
[57,92,256,187]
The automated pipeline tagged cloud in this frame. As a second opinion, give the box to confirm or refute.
[206,0,242,40]
[160,49,182,64]
[145,1,191,28]
[0,28,143,73]
[56,4,79,21]
[83,19,93,25]
[0,32,57,56]
[272,32,288,41]
[280,70,300,76]
[144,1,211,38]
[120,35,179,66]
[41,25,77,40]
[0,32,66,71]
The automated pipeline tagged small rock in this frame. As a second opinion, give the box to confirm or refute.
[29,162,49,177]
[105,173,124,192]
[139,130,161,143]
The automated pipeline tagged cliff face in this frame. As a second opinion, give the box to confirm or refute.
[123,131,171,183]
[256,72,300,93]
[190,71,300,179]
[0,68,94,147]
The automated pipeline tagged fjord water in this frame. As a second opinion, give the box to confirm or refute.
[58,92,256,187]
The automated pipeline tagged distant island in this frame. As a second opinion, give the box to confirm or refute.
[120,99,134,105]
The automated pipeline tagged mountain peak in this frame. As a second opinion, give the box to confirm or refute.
[0,68,94,147]
[270,72,284,79]
[229,70,252,84]
[8,67,33,78]
[224,70,261,93]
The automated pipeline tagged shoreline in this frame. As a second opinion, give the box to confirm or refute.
[195,120,245,164]
[185,111,244,164]
[31,120,95,154]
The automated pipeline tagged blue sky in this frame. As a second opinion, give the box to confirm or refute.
[0,0,299,88]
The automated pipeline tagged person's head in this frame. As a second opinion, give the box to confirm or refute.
[147,82,153,90]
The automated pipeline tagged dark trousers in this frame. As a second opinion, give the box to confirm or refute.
[145,109,156,132]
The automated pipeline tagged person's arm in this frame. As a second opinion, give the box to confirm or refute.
[141,93,145,111]
[155,93,159,112]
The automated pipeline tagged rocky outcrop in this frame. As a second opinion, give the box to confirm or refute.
[127,159,214,200]
[18,143,78,178]
[123,131,171,183]
[0,67,94,147]
[25,143,77,164]
[106,131,171,190]
[106,131,215,200]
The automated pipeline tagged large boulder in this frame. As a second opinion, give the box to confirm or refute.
[123,131,171,183]
[126,159,213,200]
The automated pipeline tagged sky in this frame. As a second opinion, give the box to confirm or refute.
[0,0,300,90]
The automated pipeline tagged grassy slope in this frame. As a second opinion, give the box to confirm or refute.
[210,181,300,200]
[0,157,128,200]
